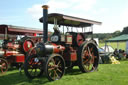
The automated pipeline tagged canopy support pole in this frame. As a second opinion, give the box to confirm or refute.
[117,41,119,49]
[105,42,107,52]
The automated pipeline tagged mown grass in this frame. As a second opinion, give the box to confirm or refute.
[99,42,126,50]
[0,61,128,85]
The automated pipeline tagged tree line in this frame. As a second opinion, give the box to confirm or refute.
[93,26,128,42]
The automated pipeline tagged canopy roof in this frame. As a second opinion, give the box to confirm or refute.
[0,24,43,35]
[39,13,101,27]
[106,34,128,42]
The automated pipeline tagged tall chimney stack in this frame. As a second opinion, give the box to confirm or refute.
[42,5,49,43]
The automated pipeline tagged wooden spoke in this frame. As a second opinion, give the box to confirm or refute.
[48,67,54,71]
[83,59,89,64]
[52,59,56,65]
[53,70,56,80]
[57,68,62,73]
[87,64,90,70]
[57,61,61,66]
[92,66,95,70]
[49,71,52,77]
[54,70,59,78]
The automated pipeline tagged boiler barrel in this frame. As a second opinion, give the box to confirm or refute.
[46,43,65,54]
[36,43,65,56]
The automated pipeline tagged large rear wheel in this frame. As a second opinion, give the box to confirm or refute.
[77,41,99,73]
[20,37,34,54]
[45,54,65,81]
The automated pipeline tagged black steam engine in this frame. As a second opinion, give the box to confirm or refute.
[24,5,102,81]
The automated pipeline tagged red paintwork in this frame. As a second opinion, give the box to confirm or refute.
[15,54,25,63]
[63,47,77,61]
[23,40,34,52]
[34,33,37,36]
[70,51,77,61]
[76,34,84,46]
[52,43,65,53]
[4,51,19,56]
[7,43,20,50]
[3,50,25,63]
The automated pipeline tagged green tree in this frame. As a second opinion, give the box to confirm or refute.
[113,30,121,37]
[122,26,128,34]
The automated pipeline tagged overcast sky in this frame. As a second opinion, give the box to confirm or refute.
[0,0,128,33]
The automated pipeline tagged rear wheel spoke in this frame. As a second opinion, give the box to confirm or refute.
[57,61,61,66]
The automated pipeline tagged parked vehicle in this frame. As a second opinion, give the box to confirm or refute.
[0,25,43,73]
[98,47,113,63]
[24,5,102,81]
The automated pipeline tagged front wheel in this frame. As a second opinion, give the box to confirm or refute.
[24,52,44,79]
[77,41,99,73]
[45,54,65,81]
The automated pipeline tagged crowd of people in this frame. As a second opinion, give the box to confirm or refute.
[113,48,128,60]
[99,47,128,64]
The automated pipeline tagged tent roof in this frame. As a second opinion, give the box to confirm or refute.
[106,34,128,42]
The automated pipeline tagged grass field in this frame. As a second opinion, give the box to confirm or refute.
[0,61,128,85]
[99,42,126,50]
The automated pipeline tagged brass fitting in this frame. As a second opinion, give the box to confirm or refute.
[42,5,49,9]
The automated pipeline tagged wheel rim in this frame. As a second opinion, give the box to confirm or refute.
[0,58,8,73]
[82,43,98,72]
[46,55,65,81]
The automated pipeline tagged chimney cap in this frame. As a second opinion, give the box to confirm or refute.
[42,5,49,9]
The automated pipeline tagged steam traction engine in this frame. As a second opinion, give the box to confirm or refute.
[0,25,43,73]
[24,5,102,81]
